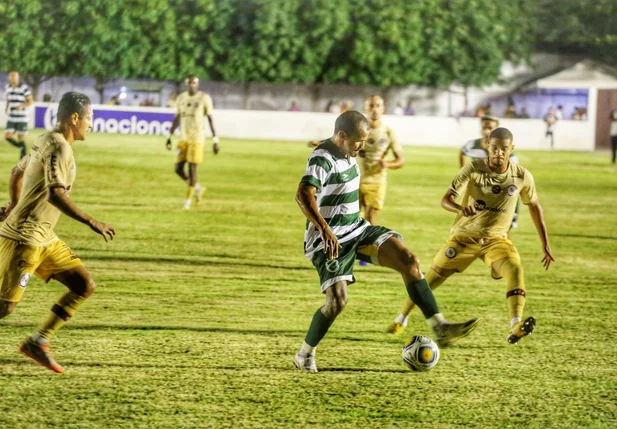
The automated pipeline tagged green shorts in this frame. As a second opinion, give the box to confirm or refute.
[311,225,401,292]
[5,121,28,134]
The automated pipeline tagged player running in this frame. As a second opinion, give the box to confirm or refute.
[4,71,32,160]
[0,92,115,373]
[459,115,520,229]
[386,127,554,344]
[166,75,219,209]
[293,111,479,373]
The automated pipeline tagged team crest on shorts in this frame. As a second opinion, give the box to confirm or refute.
[18,273,31,288]
[325,259,340,273]
[445,247,457,259]
[507,185,518,196]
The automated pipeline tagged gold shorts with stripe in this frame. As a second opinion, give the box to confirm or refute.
[0,237,84,303]
[175,141,204,165]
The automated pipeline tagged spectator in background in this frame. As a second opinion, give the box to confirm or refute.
[518,107,530,118]
[504,103,517,118]
[580,108,588,120]
[329,101,342,114]
[571,108,581,120]
[544,108,558,149]
[404,100,414,116]
[474,105,486,118]
[610,109,617,165]
[289,101,300,112]
[130,94,140,106]
[555,105,564,120]
[394,102,404,116]
[43,93,52,102]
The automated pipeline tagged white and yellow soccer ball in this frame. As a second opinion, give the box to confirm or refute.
[402,335,440,372]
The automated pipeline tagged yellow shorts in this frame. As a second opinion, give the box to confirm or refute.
[360,182,387,211]
[175,141,204,164]
[431,235,520,278]
[0,237,84,303]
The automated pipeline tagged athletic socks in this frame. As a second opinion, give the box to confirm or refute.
[37,291,87,340]
[304,309,333,348]
[405,277,440,319]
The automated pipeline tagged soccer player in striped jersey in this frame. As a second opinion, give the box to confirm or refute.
[293,111,480,373]
[387,128,554,344]
[166,75,219,209]
[4,71,32,159]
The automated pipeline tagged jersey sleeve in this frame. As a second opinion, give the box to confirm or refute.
[300,153,332,191]
[388,127,403,154]
[23,85,32,97]
[16,155,30,171]
[520,170,538,204]
[460,140,473,156]
[203,94,214,115]
[44,144,73,189]
[449,162,475,196]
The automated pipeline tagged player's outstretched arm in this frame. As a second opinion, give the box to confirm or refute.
[207,115,219,155]
[296,183,340,259]
[527,200,554,270]
[166,114,181,150]
[0,164,25,221]
[47,187,115,242]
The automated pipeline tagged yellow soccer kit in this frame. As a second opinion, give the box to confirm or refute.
[357,123,402,211]
[432,158,537,273]
[175,90,214,165]
[0,131,83,302]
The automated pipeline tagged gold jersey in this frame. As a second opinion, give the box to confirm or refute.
[176,90,213,142]
[357,123,402,184]
[449,159,537,238]
[0,132,77,246]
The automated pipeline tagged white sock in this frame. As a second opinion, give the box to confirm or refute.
[299,341,315,357]
[394,313,405,324]
[510,317,522,327]
[195,184,202,192]
[427,313,446,328]
[402,316,409,327]
[30,332,48,345]
[183,199,191,208]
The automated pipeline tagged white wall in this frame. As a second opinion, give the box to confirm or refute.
[0,102,595,151]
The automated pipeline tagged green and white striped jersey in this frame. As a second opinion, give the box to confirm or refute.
[5,83,32,123]
[300,139,369,260]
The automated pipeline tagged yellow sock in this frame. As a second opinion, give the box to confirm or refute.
[37,291,87,340]
[186,186,196,199]
[498,258,526,319]
[399,268,449,317]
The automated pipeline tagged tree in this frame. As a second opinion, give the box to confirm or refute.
[533,0,617,67]
[0,0,74,99]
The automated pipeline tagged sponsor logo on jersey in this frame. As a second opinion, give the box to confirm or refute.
[507,185,518,196]
[474,199,507,213]
[474,200,487,211]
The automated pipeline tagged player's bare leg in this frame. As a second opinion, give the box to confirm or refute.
[0,300,18,319]
[19,266,96,373]
[359,206,380,266]
[295,281,348,373]
[387,265,455,335]
[188,163,206,207]
[377,237,479,347]
[5,131,26,159]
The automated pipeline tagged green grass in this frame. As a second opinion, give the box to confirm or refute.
[0,131,616,428]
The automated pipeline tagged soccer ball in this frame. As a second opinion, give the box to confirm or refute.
[402,335,440,372]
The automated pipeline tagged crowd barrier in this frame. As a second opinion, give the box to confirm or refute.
[0,103,596,151]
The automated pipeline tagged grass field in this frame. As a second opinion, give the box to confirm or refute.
[0,131,616,428]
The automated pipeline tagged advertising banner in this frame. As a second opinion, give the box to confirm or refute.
[34,105,175,136]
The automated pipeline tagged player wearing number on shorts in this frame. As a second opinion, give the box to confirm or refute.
[387,127,554,344]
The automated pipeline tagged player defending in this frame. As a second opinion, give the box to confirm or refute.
[4,71,33,159]
[459,116,520,229]
[0,92,115,373]
[293,111,479,373]
[166,75,219,209]
[387,127,554,344]
[357,96,404,226]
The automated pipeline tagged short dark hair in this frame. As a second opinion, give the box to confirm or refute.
[57,92,91,122]
[481,115,499,124]
[334,110,368,138]
[490,127,513,141]
[186,74,199,82]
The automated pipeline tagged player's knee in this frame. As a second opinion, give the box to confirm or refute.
[174,164,184,176]
[0,300,17,319]
[72,275,96,299]
[400,249,422,280]
[324,290,348,318]
[499,258,523,280]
